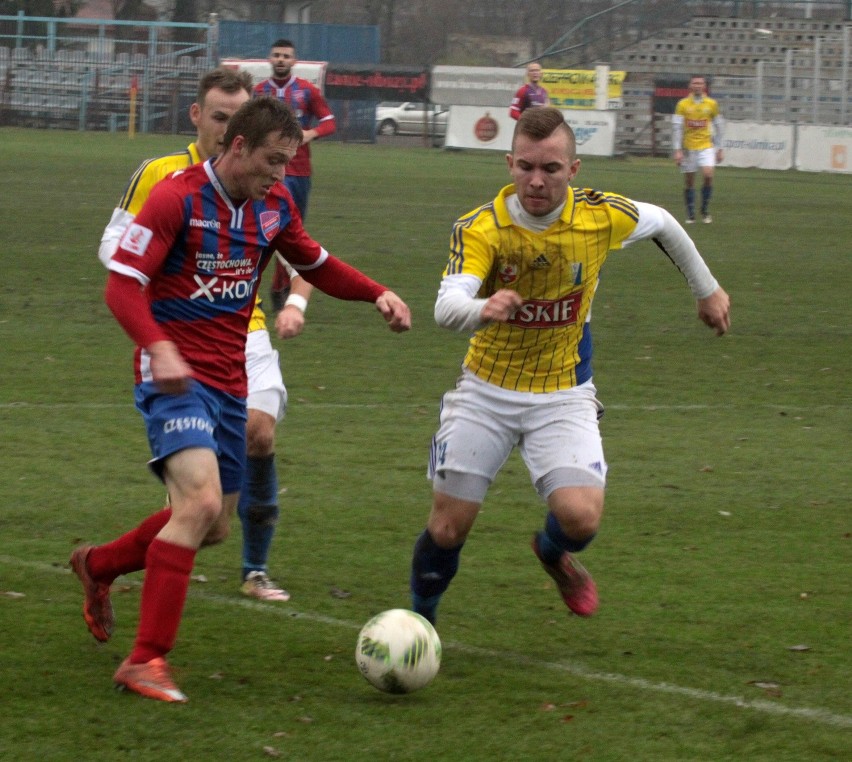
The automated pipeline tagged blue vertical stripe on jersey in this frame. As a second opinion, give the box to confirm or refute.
[575,321,594,386]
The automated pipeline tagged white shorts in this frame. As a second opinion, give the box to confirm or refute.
[245,329,287,421]
[680,147,716,173]
[428,370,607,498]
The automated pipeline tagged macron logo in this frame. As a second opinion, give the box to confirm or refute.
[189,218,221,230]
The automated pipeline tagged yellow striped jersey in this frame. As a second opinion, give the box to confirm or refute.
[117,142,267,333]
[674,95,720,151]
[445,184,639,393]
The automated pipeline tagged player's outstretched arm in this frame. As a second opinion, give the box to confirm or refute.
[697,286,731,336]
[375,291,411,333]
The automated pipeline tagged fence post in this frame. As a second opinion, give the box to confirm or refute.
[841,25,849,123]
[812,37,821,124]
[784,49,793,121]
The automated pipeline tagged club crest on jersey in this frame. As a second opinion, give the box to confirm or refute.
[499,263,519,284]
[571,262,583,285]
[259,211,280,242]
[120,223,153,256]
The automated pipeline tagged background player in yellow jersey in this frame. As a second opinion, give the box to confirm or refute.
[410,106,730,626]
[97,67,313,601]
[672,75,724,223]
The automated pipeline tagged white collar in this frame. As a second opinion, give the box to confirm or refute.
[506,193,565,232]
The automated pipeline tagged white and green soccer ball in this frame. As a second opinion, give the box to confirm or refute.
[355,609,442,694]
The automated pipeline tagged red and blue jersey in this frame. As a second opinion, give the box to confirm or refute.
[109,160,324,397]
[252,77,336,176]
[509,83,550,120]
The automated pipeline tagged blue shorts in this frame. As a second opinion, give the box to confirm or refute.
[284,174,311,220]
[134,379,248,494]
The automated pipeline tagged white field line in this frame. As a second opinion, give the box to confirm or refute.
[0,401,834,412]
[1,554,850,730]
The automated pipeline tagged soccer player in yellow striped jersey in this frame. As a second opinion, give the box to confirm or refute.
[672,75,724,223]
[410,107,730,626]
[98,67,313,602]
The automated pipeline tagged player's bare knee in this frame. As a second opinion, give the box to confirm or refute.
[567,506,602,539]
[201,521,230,546]
[247,427,275,457]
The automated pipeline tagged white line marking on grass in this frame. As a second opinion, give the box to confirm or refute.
[0,401,838,412]
[4,555,851,730]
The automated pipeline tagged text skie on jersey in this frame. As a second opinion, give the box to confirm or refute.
[506,291,583,329]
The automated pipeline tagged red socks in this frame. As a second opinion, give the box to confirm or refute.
[129,538,197,664]
[86,508,172,582]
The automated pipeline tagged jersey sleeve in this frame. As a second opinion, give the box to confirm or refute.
[269,195,385,302]
[509,85,526,120]
[107,178,187,286]
[443,205,498,280]
[623,202,719,299]
[306,82,336,135]
[586,191,640,251]
[98,207,135,268]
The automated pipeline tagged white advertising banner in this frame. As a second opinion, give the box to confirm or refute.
[445,107,616,156]
[445,106,515,151]
[721,122,794,170]
[431,66,523,107]
[795,125,852,173]
[563,111,616,157]
[221,59,326,89]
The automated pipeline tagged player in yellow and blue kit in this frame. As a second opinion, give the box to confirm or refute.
[410,107,731,626]
[97,67,313,602]
[672,75,724,223]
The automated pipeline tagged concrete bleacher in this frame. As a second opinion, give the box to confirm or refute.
[613,16,849,75]
[609,16,851,155]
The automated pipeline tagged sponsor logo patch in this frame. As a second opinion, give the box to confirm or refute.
[120,223,153,256]
[507,290,584,328]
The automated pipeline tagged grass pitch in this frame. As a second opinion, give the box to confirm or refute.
[0,128,850,760]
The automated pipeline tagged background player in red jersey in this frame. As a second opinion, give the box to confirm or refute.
[254,38,337,311]
[72,97,410,703]
[97,67,310,603]
[509,62,550,120]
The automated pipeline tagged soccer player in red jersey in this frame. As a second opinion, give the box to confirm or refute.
[97,67,308,604]
[72,97,410,703]
[509,62,550,120]
[254,38,337,310]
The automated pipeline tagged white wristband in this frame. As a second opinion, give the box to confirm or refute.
[284,293,308,314]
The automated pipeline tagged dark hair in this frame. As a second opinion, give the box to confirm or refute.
[512,106,575,155]
[197,66,252,105]
[222,96,303,152]
[271,38,295,51]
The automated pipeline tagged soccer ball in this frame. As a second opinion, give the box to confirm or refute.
[355,609,442,694]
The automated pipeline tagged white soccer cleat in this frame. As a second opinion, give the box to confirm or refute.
[240,571,291,602]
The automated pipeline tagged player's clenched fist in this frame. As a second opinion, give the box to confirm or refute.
[375,291,412,333]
